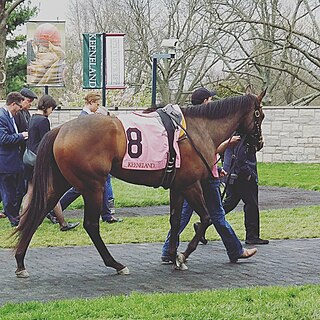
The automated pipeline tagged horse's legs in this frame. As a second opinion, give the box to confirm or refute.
[167,191,184,264]
[82,189,129,275]
[15,238,32,278]
[15,192,66,277]
[180,181,211,260]
[20,180,33,213]
[15,168,71,278]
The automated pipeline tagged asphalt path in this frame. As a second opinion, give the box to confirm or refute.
[1,239,319,306]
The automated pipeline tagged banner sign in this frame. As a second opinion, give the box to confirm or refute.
[27,21,66,87]
[83,33,103,89]
[105,34,125,89]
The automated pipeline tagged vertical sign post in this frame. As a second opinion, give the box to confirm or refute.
[83,33,125,107]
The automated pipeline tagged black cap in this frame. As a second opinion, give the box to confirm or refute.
[20,88,37,99]
[191,87,216,105]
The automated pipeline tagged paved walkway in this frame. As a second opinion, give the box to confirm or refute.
[0,187,319,306]
[1,239,320,306]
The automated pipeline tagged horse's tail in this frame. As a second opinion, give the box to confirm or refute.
[14,127,61,252]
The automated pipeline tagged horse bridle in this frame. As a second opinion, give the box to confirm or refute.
[249,103,264,151]
[168,100,264,183]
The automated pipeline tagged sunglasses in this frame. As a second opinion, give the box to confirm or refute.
[15,102,23,108]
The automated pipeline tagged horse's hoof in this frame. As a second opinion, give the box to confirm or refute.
[15,269,30,278]
[117,266,130,275]
[174,262,188,271]
[174,253,188,271]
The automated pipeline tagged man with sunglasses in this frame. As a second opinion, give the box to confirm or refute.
[0,92,28,226]
[14,88,37,133]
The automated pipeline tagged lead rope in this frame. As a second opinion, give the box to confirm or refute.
[170,117,237,182]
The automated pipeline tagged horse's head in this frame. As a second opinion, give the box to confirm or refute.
[239,86,266,151]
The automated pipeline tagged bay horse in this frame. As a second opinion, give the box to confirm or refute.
[14,87,266,278]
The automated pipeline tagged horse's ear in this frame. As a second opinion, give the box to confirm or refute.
[257,88,267,102]
[245,85,254,95]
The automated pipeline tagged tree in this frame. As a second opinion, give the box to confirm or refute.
[5,53,27,92]
[0,0,37,98]
[205,0,320,105]
[67,0,226,106]
[66,0,320,106]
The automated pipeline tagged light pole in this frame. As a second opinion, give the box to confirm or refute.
[151,39,178,106]
[151,53,173,106]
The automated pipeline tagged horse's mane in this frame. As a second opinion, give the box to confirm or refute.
[143,103,167,113]
[182,94,257,119]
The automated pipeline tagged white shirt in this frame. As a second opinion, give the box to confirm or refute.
[3,106,18,133]
[82,106,95,114]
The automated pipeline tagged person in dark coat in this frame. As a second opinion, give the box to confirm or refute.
[0,92,28,226]
[21,95,79,232]
[222,133,269,245]
[14,88,37,133]
[14,88,38,206]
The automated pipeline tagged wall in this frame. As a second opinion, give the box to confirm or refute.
[258,106,320,163]
[30,106,320,163]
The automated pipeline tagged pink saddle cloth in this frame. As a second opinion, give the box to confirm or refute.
[117,106,182,170]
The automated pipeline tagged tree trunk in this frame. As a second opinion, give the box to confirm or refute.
[0,17,7,99]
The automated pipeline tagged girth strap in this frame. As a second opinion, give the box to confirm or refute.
[156,107,178,189]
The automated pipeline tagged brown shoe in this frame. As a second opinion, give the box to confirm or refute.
[240,248,257,258]
[0,212,6,218]
[230,248,257,263]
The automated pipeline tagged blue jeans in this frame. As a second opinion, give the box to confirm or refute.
[59,174,114,221]
[101,174,115,221]
[162,178,243,261]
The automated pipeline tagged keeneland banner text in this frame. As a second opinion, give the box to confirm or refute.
[83,33,103,89]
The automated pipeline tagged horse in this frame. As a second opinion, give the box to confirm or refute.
[14,86,266,278]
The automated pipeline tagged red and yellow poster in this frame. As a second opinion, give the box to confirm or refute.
[26,21,66,87]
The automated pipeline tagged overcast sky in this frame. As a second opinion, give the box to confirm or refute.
[30,0,69,21]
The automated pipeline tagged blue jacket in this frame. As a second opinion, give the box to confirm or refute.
[223,134,258,183]
[0,107,25,173]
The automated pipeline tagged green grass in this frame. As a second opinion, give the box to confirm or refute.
[58,162,320,210]
[1,284,320,319]
[2,205,320,248]
[258,162,320,191]
[0,163,319,211]
[1,162,319,248]
[65,177,170,210]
